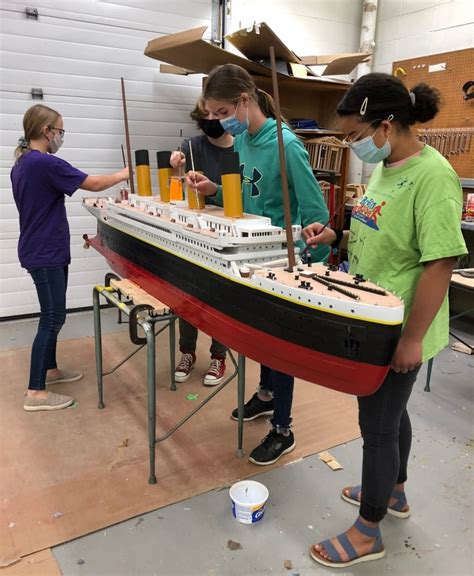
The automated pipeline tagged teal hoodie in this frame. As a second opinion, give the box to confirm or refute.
[215,118,329,261]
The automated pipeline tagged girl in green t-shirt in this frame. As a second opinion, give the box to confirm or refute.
[303,73,467,568]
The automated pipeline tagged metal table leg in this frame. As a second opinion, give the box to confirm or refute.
[93,287,105,409]
[169,316,176,391]
[424,357,433,392]
[237,354,246,457]
[142,320,157,484]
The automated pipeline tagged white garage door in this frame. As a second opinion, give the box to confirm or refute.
[0,0,212,318]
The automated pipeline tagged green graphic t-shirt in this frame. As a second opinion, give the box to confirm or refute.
[349,145,467,362]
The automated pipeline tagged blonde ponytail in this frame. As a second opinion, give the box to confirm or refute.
[14,104,61,161]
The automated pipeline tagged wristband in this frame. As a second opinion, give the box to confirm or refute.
[330,229,344,249]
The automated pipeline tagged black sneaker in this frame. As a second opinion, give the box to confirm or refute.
[248,430,295,466]
[231,392,274,421]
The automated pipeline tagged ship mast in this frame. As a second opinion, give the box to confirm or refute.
[269,46,296,272]
[121,77,135,195]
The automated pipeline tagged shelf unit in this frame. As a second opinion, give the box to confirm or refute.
[251,74,350,232]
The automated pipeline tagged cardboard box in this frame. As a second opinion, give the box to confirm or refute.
[144,23,359,87]
[301,53,371,75]
[145,26,275,77]
[225,22,305,70]
[144,22,358,131]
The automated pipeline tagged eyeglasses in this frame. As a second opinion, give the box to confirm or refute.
[49,126,65,137]
[342,122,376,145]
[342,115,394,144]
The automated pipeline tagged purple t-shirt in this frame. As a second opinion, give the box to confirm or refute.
[11,150,88,270]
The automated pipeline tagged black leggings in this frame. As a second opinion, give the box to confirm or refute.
[358,367,421,523]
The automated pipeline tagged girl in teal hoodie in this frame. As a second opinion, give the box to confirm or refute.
[187,63,329,466]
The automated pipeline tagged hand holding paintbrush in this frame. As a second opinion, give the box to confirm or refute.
[301,197,347,258]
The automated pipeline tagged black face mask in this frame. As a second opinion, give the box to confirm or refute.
[198,118,226,139]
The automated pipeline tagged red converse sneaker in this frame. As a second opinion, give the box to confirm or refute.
[174,353,196,383]
[203,358,226,386]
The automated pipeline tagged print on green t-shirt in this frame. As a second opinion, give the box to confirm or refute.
[348,145,467,362]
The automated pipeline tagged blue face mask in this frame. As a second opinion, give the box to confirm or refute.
[349,133,391,163]
[220,100,249,136]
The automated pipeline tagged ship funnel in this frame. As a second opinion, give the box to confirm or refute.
[157,151,172,203]
[186,150,205,210]
[135,150,152,196]
[221,152,243,218]
[169,176,184,201]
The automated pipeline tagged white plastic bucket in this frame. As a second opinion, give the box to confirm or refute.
[229,480,269,524]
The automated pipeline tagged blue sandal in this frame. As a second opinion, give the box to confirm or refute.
[342,485,411,519]
[309,517,385,568]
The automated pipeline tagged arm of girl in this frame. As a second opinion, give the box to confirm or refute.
[286,141,329,225]
[391,257,457,373]
[80,167,130,192]
[286,140,330,260]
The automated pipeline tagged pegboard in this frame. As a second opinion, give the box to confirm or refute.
[392,48,474,178]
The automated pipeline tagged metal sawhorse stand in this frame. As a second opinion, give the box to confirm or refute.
[92,274,246,484]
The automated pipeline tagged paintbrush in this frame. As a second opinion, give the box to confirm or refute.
[178,129,184,179]
[188,139,197,188]
[188,138,202,210]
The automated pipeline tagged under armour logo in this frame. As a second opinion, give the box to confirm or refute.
[240,164,263,197]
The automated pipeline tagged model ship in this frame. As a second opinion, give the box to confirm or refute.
[83,149,404,396]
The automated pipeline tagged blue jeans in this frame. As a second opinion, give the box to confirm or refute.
[259,364,294,430]
[358,366,421,522]
[28,267,68,391]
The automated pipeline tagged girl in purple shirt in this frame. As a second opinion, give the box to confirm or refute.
[11,104,129,412]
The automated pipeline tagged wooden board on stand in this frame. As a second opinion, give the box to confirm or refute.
[110,278,170,316]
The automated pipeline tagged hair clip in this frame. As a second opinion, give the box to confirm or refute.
[387,114,394,121]
[360,97,368,115]
[409,91,416,106]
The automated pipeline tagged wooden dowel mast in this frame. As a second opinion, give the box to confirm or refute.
[269,46,295,271]
[121,77,135,195]
[120,144,129,184]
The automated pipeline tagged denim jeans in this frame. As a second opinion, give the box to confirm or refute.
[358,366,421,522]
[259,364,294,430]
[179,318,227,359]
[28,266,68,390]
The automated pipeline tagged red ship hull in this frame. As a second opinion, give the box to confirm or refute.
[91,236,389,396]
